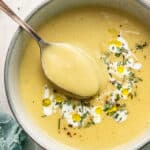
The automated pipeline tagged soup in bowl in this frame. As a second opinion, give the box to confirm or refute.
[4,0,150,149]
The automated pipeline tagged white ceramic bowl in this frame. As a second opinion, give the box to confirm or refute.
[4,0,150,149]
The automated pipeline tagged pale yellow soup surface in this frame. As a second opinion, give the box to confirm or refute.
[19,6,150,150]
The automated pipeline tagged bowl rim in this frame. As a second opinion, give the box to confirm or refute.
[4,0,150,149]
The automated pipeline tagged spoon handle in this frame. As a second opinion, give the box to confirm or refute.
[0,0,42,42]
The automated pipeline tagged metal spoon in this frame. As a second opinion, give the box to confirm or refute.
[0,0,99,99]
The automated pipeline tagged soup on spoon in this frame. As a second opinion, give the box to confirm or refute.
[42,43,101,98]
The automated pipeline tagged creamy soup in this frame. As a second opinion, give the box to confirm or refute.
[19,6,150,150]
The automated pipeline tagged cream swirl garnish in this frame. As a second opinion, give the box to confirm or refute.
[101,35,142,122]
[42,85,102,127]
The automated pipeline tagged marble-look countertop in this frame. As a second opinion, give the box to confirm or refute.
[0,0,149,149]
[0,0,43,149]
[0,0,43,113]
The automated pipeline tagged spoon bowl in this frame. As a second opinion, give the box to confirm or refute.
[41,42,101,99]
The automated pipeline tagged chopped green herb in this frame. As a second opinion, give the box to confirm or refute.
[66,100,71,105]
[67,132,72,137]
[56,102,63,109]
[129,93,134,99]
[129,72,136,82]
[136,77,143,82]
[115,94,120,101]
[122,55,127,65]
[58,118,61,130]
[103,103,113,112]
[68,124,73,128]
[107,111,117,117]
[85,120,95,128]
[119,104,126,110]
[115,53,121,57]
[81,101,91,107]
[41,115,46,118]
[109,73,113,77]
[73,104,76,109]
[134,91,137,97]
[104,52,110,57]
[107,66,110,70]
[136,42,148,50]
[80,113,87,124]
[82,113,88,119]
[114,113,119,119]
[116,83,122,90]
[121,47,128,53]
[133,77,143,83]
[117,47,122,52]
